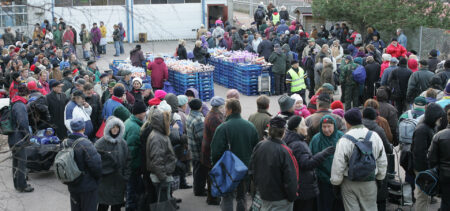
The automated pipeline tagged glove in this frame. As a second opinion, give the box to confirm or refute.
[323,146,336,156]
[332,185,341,199]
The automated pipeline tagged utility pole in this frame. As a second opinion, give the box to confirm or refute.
[228,0,234,25]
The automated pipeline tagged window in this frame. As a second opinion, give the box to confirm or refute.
[73,0,90,6]
[168,0,184,3]
[185,0,200,3]
[0,1,27,27]
[55,0,72,7]
[109,0,125,5]
[151,0,167,4]
[91,0,107,5]
[134,0,150,4]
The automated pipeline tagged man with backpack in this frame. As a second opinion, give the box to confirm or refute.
[340,56,360,110]
[254,5,266,31]
[411,103,445,211]
[331,108,387,211]
[388,58,412,115]
[8,84,34,192]
[60,118,102,211]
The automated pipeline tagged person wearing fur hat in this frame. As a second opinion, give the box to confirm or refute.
[388,57,412,114]
[291,94,310,118]
[331,108,387,211]
[95,116,130,211]
[124,101,147,210]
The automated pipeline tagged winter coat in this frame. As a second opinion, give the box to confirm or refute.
[27,92,51,132]
[147,108,177,181]
[186,110,204,161]
[2,32,15,46]
[432,68,450,89]
[427,57,440,73]
[8,96,30,148]
[207,37,216,49]
[276,23,289,35]
[364,61,381,87]
[406,68,434,102]
[257,39,274,61]
[124,115,144,170]
[397,34,407,48]
[85,94,102,138]
[269,51,287,75]
[283,130,331,200]
[362,118,393,155]
[232,32,243,51]
[388,64,412,97]
[95,117,131,205]
[248,109,272,141]
[118,78,133,92]
[386,44,406,58]
[184,88,210,117]
[148,58,168,89]
[177,45,187,60]
[53,30,62,47]
[46,91,69,139]
[193,46,207,65]
[339,61,359,87]
[330,125,388,185]
[65,133,102,193]
[412,103,445,172]
[64,101,93,137]
[212,27,225,40]
[102,98,124,120]
[130,48,145,67]
[428,126,450,181]
[294,106,310,119]
[113,28,120,41]
[280,10,289,22]
[202,108,224,168]
[250,137,298,202]
[320,62,334,87]
[302,44,321,60]
[211,113,259,166]
[376,87,399,140]
[299,109,346,142]
[370,40,385,52]
[310,115,344,184]
[90,27,102,44]
[380,61,390,78]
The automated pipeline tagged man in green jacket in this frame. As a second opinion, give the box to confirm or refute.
[248,95,272,141]
[124,101,146,210]
[269,44,288,95]
[406,60,434,103]
[211,99,259,211]
[340,56,359,111]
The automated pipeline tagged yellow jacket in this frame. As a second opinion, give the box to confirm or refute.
[100,25,107,38]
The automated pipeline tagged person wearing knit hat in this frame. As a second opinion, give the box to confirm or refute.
[331,100,344,110]
[331,109,387,211]
[436,83,450,108]
[210,96,225,107]
[177,95,188,107]
[132,100,147,115]
[291,94,310,118]
[341,53,360,110]
[226,89,240,100]
[332,109,345,118]
[148,90,167,106]
[130,77,144,102]
[278,95,296,120]
[158,100,172,113]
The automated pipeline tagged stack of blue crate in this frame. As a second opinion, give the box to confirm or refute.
[168,69,215,102]
[234,64,262,96]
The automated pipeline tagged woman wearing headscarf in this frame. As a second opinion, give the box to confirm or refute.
[95,117,130,211]
[309,115,345,211]
[283,116,335,211]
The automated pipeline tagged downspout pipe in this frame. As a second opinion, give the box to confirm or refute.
[126,0,130,43]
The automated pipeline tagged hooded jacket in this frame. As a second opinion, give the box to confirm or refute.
[269,50,287,74]
[184,88,210,117]
[130,47,145,67]
[147,108,177,181]
[300,109,346,142]
[412,103,445,172]
[386,43,406,58]
[309,115,344,184]
[148,57,168,89]
[283,129,333,200]
[124,115,144,170]
[8,96,30,148]
[95,117,131,205]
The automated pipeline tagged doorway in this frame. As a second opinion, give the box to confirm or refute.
[207,4,228,29]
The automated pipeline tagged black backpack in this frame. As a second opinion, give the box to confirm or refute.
[343,131,377,181]
[255,9,265,21]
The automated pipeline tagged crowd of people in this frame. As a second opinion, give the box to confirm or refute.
[1,3,450,211]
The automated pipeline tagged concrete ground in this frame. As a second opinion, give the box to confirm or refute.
[0,11,441,211]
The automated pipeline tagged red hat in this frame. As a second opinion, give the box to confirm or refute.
[30,64,36,72]
[408,59,418,72]
[72,68,79,75]
[331,100,344,110]
[27,81,39,91]
[14,47,20,53]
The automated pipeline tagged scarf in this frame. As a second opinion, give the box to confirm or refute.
[111,95,123,104]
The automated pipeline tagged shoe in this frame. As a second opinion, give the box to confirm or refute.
[17,184,34,193]
[175,198,182,203]
[180,184,192,189]
[194,191,207,196]
[207,199,221,205]
[113,54,119,57]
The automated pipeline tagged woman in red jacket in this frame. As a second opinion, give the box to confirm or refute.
[147,55,168,90]
[386,38,406,58]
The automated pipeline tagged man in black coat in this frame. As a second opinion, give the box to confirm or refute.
[257,36,274,61]
[412,103,445,211]
[428,105,450,211]
[83,83,102,140]
[46,80,69,139]
[250,117,299,210]
[388,58,412,114]
[427,49,441,73]
[8,84,34,192]
[364,56,380,101]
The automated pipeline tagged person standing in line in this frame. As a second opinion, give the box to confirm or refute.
[65,118,102,211]
[118,22,125,54]
[211,99,259,211]
[340,56,359,110]
[112,24,120,57]
[269,44,288,95]
[248,95,272,141]
[90,23,102,59]
[46,79,69,139]
[99,21,107,54]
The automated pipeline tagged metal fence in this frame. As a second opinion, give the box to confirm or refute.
[407,27,450,60]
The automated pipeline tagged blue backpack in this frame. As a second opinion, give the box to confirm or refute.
[352,65,366,84]
[415,168,439,196]
[343,131,376,181]
[209,150,248,197]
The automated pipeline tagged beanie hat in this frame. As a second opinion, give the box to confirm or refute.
[177,95,188,106]
[226,89,240,99]
[113,86,125,97]
[399,58,407,66]
[414,96,427,106]
[27,81,39,91]
[155,90,167,99]
[210,96,225,107]
[158,100,172,112]
[287,116,302,130]
[332,108,345,118]
[290,94,303,103]
[363,107,377,120]
[113,105,131,122]
[344,108,362,126]
[278,95,295,112]
[322,83,334,92]
[408,59,418,72]
[270,116,287,129]
[189,98,202,110]
[132,101,147,115]
[70,118,85,132]
[132,77,143,87]
[429,49,438,57]
[445,83,450,95]
[317,93,332,104]
[331,100,344,110]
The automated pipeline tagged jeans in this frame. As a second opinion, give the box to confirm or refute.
[119,41,124,54]
[220,180,247,211]
[114,41,120,56]
[12,148,27,190]
[193,160,208,195]
[70,190,98,211]
[126,170,144,210]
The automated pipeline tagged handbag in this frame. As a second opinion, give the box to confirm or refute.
[99,37,107,46]
[96,120,106,139]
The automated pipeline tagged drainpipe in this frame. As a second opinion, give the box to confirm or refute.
[131,0,134,43]
[202,0,206,26]
[51,0,55,22]
[126,0,130,43]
